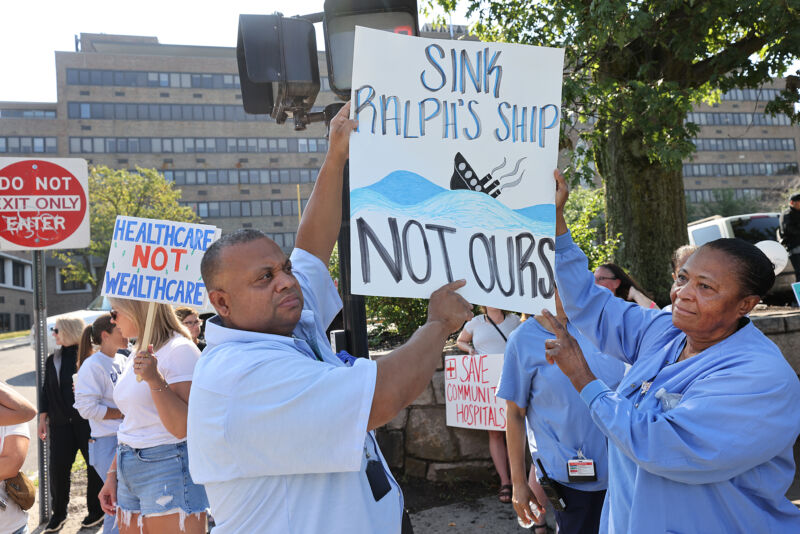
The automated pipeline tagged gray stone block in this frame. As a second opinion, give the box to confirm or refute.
[404,457,428,479]
[405,406,460,461]
[375,429,404,470]
[752,315,786,335]
[452,427,491,459]
[783,313,800,333]
[411,383,436,406]
[426,460,495,483]
[385,408,408,431]
[431,371,445,405]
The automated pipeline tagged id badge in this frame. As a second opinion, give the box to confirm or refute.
[365,460,391,501]
[567,458,597,482]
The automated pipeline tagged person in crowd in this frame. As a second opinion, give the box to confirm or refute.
[498,290,625,533]
[0,381,34,534]
[779,192,800,283]
[186,102,473,534]
[456,306,520,503]
[38,316,104,533]
[74,314,129,534]
[593,263,658,309]
[174,307,205,351]
[98,302,208,534]
[663,245,697,312]
[540,169,800,533]
[0,382,35,534]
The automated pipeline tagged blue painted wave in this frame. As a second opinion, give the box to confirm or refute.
[352,171,555,234]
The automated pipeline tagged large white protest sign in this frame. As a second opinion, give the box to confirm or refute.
[102,216,220,308]
[444,353,505,431]
[349,27,564,314]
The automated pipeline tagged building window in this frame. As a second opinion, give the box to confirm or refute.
[56,271,91,293]
[14,314,31,332]
[0,313,10,333]
[12,261,25,288]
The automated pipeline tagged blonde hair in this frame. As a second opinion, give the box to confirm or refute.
[55,316,86,347]
[109,298,191,352]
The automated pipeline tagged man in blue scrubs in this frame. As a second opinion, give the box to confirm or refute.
[185,103,473,534]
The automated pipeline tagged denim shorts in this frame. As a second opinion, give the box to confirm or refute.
[116,442,208,519]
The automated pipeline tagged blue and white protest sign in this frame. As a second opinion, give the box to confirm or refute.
[349,27,564,314]
[102,216,220,307]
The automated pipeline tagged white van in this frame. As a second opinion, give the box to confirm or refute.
[687,213,794,301]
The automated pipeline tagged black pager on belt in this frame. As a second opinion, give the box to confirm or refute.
[536,459,567,511]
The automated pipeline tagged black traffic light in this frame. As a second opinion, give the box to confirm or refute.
[323,0,419,99]
[237,14,320,125]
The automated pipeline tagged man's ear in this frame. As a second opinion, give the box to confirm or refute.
[208,289,231,318]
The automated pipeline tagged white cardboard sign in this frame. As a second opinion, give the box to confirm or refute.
[349,27,564,314]
[102,216,220,307]
[0,158,89,250]
[444,353,506,431]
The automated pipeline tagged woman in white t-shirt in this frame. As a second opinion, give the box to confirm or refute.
[456,307,521,503]
[74,313,129,534]
[98,300,208,534]
[0,381,34,534]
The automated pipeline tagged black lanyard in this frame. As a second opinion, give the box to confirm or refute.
[485,315,507,342]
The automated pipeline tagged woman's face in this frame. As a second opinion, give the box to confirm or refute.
[594,267,621,294]
[670,248,756,341]
[103,325,129,351]
[111,309,138,339]
[52,324,63,346]
[182,314,202,340]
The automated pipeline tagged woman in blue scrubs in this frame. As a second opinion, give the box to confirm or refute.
[540,169,800,533]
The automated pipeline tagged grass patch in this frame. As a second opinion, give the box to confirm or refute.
[72,451,88,473]
[0,330,28,341]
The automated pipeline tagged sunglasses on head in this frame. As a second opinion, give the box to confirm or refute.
[110,310,118,321]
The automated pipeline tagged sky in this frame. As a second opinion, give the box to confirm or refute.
[0,0,467,103]
[1,1,797,104]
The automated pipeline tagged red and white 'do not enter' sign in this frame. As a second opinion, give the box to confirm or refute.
[0,158,90,251]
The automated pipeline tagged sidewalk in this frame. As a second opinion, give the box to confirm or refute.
[0,334,28,352]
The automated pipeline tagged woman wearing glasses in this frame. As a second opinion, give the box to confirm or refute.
[38,316,105,533]
[98,302,208,534]
[593,263,658,309]
[174,306,205,351]
[74,313,129,534]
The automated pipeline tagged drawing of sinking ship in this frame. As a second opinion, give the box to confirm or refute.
[450,152,502,198]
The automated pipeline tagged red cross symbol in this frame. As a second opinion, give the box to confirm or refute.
[445,358,457,380]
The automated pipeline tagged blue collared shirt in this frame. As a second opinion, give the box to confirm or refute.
[497,318,625,491]
[187,248,403,534]
[556,231,800,533]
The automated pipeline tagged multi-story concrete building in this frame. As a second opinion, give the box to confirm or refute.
[1,29,798,323]
[684,79,800,205]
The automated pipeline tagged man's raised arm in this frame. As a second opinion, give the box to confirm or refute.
[295,102,358,264]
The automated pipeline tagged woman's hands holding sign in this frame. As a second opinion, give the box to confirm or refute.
[134,344,165,388]
[542,310,596,392]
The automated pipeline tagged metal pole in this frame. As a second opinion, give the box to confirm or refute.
[32,250,51,522]
[337,162,369,358]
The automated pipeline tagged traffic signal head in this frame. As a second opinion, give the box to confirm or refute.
[323,0,418,99]
[237,14,320,122]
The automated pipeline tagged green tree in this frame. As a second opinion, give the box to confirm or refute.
[565,186,620,270]
[429,0,799,301]
[55,166,196,293]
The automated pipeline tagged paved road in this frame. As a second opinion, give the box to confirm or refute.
[0,344,40,475]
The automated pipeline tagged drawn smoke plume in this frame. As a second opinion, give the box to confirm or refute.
[491,157,527,192]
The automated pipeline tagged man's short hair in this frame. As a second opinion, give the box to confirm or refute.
[790,193,800,202]
[201,229,272,290]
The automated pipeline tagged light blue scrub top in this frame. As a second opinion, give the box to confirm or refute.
[555,231,800,533]
[497,319,625,491]
[187,248,403,534]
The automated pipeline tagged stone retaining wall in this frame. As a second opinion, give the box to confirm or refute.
[375,311,800,481]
